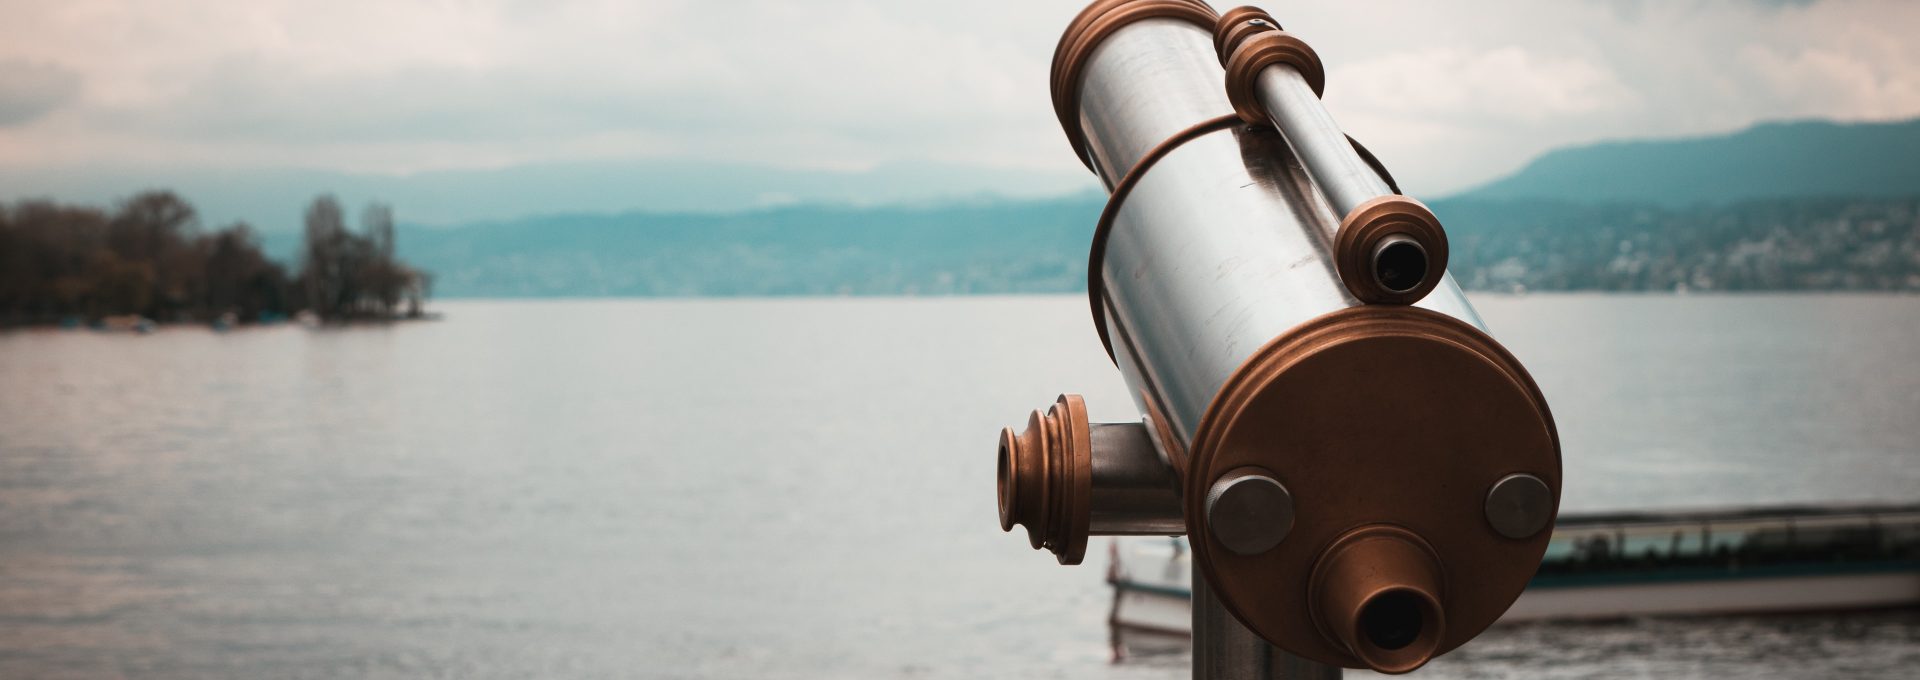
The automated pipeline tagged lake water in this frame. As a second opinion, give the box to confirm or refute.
[1,295,1917,679]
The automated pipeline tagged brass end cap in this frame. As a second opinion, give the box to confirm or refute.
[997,394,1093,565]
[1182,305,1560,668]
[1309,525,1448,674]
[1213,6,1280,65]
[1334,195,1449,304]
[1224,30,1325,126]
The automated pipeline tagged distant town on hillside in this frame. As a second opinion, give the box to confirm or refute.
[280,117,1920,298]
[362,194,1919,298]
[4,117,1918,312]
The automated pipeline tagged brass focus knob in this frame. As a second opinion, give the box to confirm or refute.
[997,394,1092,565]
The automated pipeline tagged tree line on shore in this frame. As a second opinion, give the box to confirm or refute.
[0,191,431,327]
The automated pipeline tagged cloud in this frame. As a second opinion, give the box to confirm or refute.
[0,0,1070,176]
[1742,45,1920,120]
[1334,47,1639,125]
[1,0,1919,207]
[1300,0,1920,193]
[0,58,79,125]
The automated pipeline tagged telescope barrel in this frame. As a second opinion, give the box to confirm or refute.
[1242,41,1450,303]
[1063,10,1484,441]
[1253,65,1392,224]
[1072,18,1228,185]
[1211,10,1452,304]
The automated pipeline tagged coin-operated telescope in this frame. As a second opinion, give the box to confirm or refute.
[995,2,1562,676]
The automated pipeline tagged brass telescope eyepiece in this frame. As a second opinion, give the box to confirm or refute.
[999,395,1184,565]
[996,395,1092,565]
[1310,526,1448,673]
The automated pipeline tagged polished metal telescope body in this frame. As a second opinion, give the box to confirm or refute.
[996,2,1563,678]
[1075,16,1484,445]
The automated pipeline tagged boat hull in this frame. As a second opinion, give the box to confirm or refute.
[1509,568,1920,621]
[1111,569,1920,656]
[1107,502,1920,657]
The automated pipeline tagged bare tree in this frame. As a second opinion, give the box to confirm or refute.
[297,195,429,320]
[303,195,348,314]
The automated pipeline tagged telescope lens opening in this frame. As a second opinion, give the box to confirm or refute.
[1372,236,1428,293]
[1359,590,1425,651]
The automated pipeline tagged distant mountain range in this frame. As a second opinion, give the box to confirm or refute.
[202,116,1920,297]
[346,195,1103,297]
[1453,118,1920,205]
[3,159,1094,228]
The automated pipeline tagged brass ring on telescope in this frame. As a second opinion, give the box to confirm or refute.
[1347,135,1404,195]
[1224,30,1326,125]
[1212,6,1281,65]
[1334,195,1450,305]
[998,394,1094,565]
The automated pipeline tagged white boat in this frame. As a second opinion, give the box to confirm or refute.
[1108,503,1920,659]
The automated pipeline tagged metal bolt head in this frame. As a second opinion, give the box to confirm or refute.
[1247,18,1273,30]
[1206,470,1295,555]
[1484,473,1553,539]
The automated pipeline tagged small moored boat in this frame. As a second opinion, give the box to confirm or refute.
[1108,502,1920,658]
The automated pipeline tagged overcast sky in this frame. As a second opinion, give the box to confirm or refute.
[1,0,1917,213]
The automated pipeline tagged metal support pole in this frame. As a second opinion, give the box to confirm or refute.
[1194,571,1340,680]
[1089,422,1185,535]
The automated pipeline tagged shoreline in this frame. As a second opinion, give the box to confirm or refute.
[0,311,442,332]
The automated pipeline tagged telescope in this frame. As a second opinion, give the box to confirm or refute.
[995,1,1562,676]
